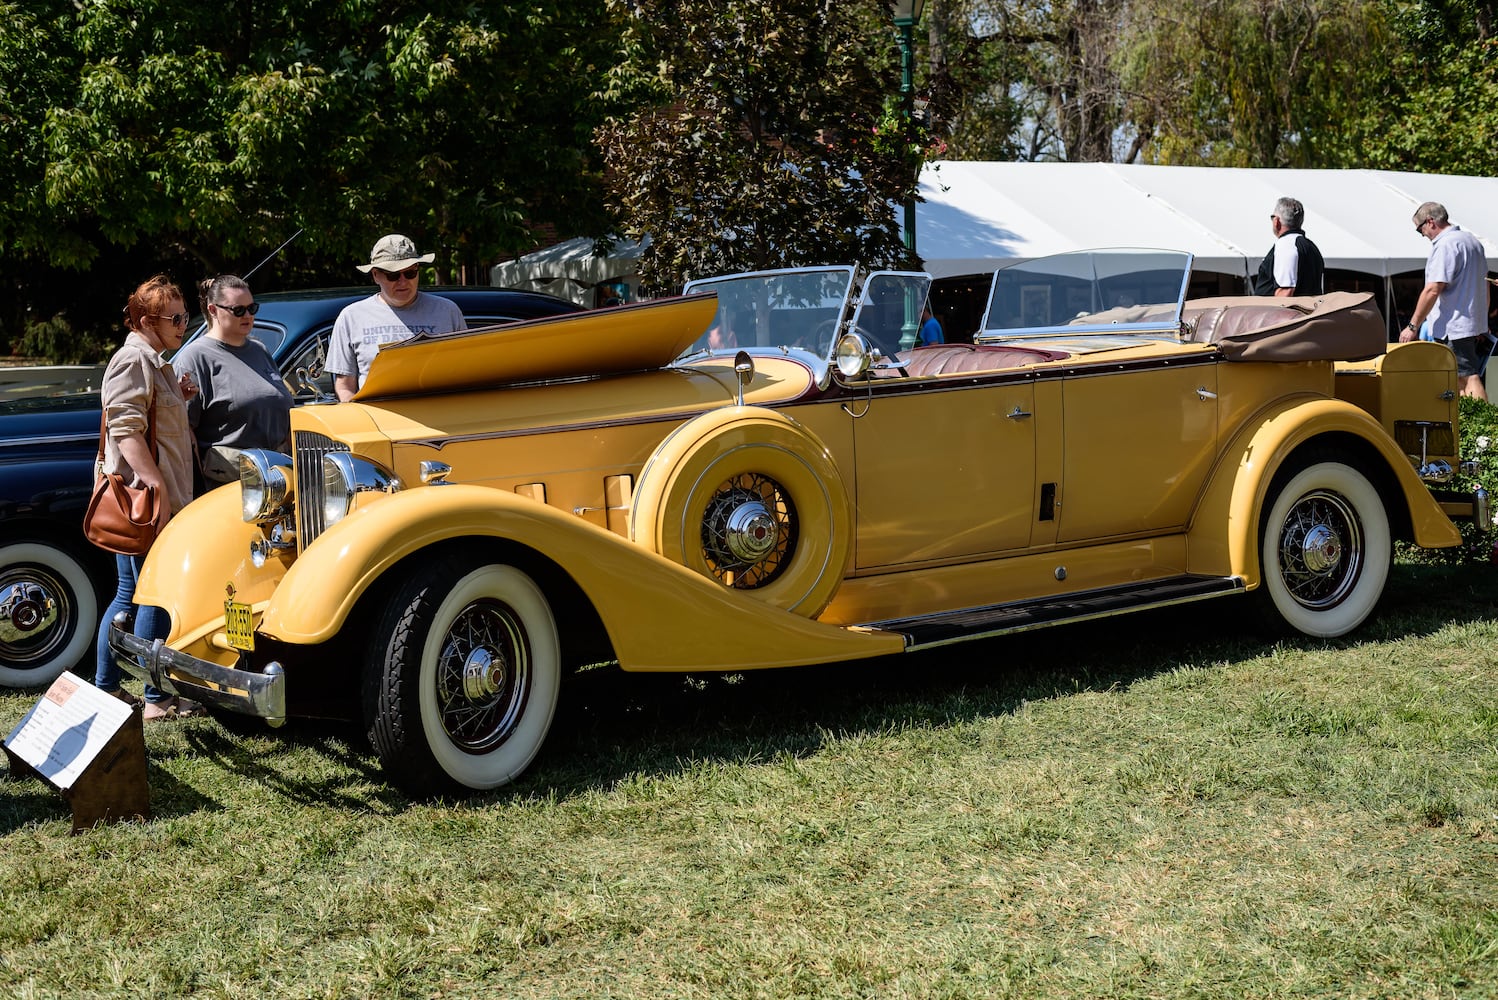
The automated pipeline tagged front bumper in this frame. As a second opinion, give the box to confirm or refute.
[107,612,287,724]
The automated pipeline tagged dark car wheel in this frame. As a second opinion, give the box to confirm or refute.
[0,539,102,688]
[365,559,561,795]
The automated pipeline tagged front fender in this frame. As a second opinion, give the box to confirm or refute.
[262,485,902,671]
[1186,396,1460,586]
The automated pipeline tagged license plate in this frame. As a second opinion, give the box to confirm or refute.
[225,600,255,651]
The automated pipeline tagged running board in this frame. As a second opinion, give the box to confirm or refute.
[865,575,1245,651]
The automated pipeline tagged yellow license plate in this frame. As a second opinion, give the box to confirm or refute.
[225,600,255,651]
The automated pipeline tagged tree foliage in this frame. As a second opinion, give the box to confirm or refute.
[923,0,1495,171]
[1,0,622,355]
[595,0,919,289]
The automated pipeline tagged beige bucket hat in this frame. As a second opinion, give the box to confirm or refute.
[355,233,436,273]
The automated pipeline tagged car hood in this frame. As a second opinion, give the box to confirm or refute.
[355,295,719,400]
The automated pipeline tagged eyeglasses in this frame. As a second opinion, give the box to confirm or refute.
[1415,219,1431,235]
[213,301,261,317]
[375,266,421,282]
[149,313,188,328]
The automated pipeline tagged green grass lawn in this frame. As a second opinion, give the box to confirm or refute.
[3,563,1496,999]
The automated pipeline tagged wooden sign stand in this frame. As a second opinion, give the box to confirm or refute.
[3,675,150,833]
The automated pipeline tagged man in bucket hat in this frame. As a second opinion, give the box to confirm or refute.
[327,234,467,400]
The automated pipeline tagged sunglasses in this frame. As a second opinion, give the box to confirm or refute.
[149,313,188,328]
[213,301,261,317]
[375,266,421,281]
[1415,219,1430,235]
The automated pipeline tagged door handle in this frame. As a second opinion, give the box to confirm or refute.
[1007,405,1033,420]
[1196,387,1218,401]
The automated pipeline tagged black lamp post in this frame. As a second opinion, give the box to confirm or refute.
[893,0,927,259]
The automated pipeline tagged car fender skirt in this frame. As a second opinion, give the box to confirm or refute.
[1187,396,1460,584]
[259,484,900,671]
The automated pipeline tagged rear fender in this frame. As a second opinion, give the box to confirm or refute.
[259,485,901,671]
[1186,397,1460,586]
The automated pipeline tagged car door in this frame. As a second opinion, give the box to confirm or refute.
[850,374,1040,569]
[1055,355,1219,543]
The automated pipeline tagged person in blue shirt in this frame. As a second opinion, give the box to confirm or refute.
[918,305,944,346]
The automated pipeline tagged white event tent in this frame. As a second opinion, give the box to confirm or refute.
[490,235,649,307]
[489,165,1498,314]
[914,161,1498,283]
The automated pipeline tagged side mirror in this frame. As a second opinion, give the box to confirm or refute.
[733,350,755,405]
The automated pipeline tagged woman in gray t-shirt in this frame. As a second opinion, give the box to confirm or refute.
[175,274,294,486]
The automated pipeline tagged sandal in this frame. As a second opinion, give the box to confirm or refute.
[142,696,207,722]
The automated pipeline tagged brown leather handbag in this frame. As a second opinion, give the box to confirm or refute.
[83,406,164,556]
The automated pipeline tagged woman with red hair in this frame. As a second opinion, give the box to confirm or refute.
[92,274,204,720]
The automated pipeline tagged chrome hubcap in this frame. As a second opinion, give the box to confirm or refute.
[723,501,779,564]
[1300,524,1342,574]
[460,645,509,702]
[0,574,68,660]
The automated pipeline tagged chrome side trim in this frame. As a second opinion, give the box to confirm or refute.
[0,432,99,449]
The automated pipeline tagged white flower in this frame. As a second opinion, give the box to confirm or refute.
[1478,435,1491,451]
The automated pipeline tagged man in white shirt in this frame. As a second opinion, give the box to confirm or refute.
[327,233,467,400]
[1399,202,1491,401]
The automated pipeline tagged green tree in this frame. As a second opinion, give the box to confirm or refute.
[4,0,623,356]
[1323,0,1498,174]
[1116,0,1393,168]
[595,0,920,289]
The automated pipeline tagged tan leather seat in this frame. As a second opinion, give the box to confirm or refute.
[898,344,1071,377]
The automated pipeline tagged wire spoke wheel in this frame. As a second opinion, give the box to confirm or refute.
[1257,456,1390,638]
[700,472,798,589]
[433,598,531,754]
[1275,488,1364,610]
[368,560,560,794]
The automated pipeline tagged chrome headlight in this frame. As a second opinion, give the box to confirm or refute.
[835,331,874,378]
[239,450,293,523]
[321,452,402,529]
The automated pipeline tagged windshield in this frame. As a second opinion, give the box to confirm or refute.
[679,266,933,362]
[680,267,857,360]
[978,249,1193,338]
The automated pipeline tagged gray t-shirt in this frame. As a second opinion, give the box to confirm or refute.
[1426,225,1489,342]
[175,335,294,453]
[325,292,468,389]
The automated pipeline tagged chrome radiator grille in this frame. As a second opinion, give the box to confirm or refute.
[294,430,350,551]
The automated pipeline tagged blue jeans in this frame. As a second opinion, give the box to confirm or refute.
[94,553,169,704]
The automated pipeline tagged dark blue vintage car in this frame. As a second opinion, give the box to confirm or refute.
[0,286,581,688]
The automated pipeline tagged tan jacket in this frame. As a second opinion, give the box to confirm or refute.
[99,332,195,518]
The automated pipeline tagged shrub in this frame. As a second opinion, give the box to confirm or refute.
[13,312,112,364]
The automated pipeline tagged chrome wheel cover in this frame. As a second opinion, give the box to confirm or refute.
[0,567,72,670]
[435,599,530,754]
[701,472,798,589]
[1276,489,1364,610]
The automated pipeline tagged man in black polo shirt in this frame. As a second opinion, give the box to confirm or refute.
[1253,196,1325,297]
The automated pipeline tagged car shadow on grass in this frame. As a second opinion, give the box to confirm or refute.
[17,561,1487,818]
[516,560,1498,800]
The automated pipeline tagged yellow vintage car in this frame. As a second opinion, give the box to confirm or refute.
[110,250,1481,794]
